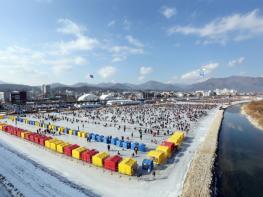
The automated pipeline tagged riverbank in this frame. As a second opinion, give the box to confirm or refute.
[181,109,224,197]
[241,101,263,131]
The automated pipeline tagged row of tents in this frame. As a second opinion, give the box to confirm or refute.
[6,116,186,172]
[0,123,138,176]
[10,116,146,152]
[147,131,185,164]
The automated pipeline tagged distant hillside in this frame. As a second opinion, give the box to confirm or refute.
[0,76,262,92]
[0,84,38,92]
[135,80,181,91]
[190,76,263,92]
[50,83,68,89]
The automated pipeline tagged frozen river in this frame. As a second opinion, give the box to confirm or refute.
[0,106,218,197]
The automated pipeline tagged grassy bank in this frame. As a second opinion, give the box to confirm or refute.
[242,101,263,131]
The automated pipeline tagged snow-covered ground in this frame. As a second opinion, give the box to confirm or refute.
[0,106,218,197]
[0,184,11,197]
[0,139,98,197]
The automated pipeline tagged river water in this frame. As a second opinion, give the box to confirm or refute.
[214,104,263,197]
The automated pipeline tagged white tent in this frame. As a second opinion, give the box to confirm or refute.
[77,94,99,102]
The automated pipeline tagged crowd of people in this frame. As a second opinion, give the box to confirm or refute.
[27,103,217,145]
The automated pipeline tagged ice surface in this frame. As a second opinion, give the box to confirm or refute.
[0,104,218,197]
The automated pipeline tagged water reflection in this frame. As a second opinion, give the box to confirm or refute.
[215,104,263,197]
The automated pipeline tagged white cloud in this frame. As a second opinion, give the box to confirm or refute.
[0,46,49,84]
[112,56,126,63]
[108,20,116,27]
[180,63,219,83]
[49,56,87,74]
[167,75,178,84]
[109,45,144,63]
[56,19,99,54]
[139,66,153,80]
[57,19,142,62]
[138,75,145,81]
[0,18,146,84]
[123,18,131,30]
[0,44,87,83]
[168,9,263,44]
[57,18,86,37]
[160,6,176,19]
[98,66,116,79]
[55,36,99,54]
[140,66,153,75]
[228,57,245,67]
[125,35,144,48]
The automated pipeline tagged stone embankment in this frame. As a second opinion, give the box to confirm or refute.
[181,109,224,197]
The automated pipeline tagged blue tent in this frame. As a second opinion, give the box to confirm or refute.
[142,159,154,172]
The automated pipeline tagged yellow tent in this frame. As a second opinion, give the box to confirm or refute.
[0,123,7,130]
[45,139,58,149]
[21,131,31,139]
[68,129,74,135]
[77,131,82,137]
[118,158,137,176]
[92,152,109,167]
[166,137,179,146]
[72,147,87,160]
[58,127,65,133]
[171,131,184,141]
[35,121,40,127]
[50,140,64,151]
[8,116,16,121]
[81,132,87,138]
[57,142,70,153]
[156,145,171,158]
[147,150,166,164]
[77,131,87,138]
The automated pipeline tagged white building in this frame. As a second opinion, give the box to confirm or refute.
[215,88,237,96]
[77,93,99,102]
[100,94,115,101]
[41,84,51,97]
[106,99,141,106]
[0,92,11,103]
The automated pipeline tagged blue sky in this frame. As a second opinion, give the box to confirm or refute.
[0,0,262,85]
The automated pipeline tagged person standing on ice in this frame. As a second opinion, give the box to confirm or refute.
[134,146,138,155]
[107,144,110,152]
[152,171,156,179]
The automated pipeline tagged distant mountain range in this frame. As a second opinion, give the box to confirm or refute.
[0,76,263,92]
[189,76,263,92]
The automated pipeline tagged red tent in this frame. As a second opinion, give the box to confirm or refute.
[104,155,122,172]
[24,132,32,140]
[64,144,79,157]
[29,133,38,142]
[162,141,176,152]
[39,136,52,146]
[16,130,22,137]
[34,134,44,144]
[81,149,98,163]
